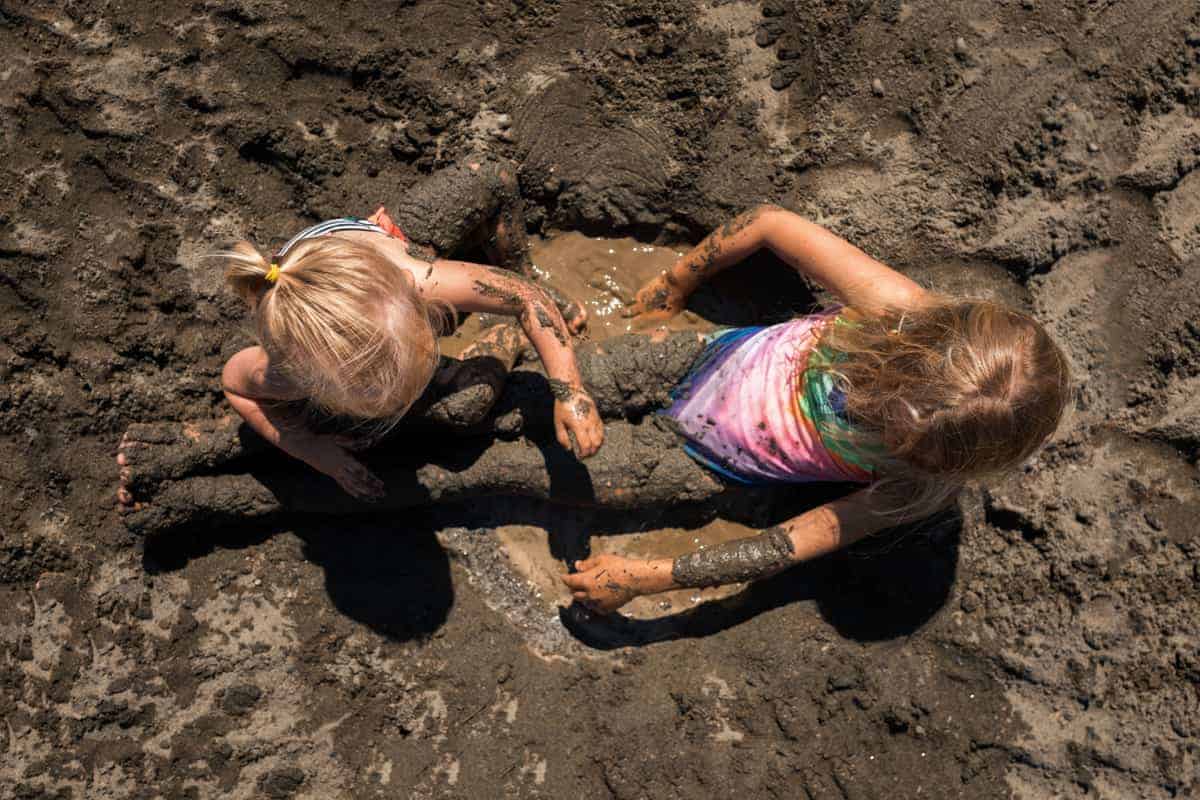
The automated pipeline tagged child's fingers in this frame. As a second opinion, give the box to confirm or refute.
[581,419,603,457]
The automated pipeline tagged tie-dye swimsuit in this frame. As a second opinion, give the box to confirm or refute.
[662,312,876,486]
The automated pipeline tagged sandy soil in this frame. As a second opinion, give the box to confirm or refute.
[2,1,1199,798]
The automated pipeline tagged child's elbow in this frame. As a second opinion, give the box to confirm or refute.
[753,203,794,228]
[220,347,262,397]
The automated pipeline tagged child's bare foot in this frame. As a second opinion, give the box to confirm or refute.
[116,417,256,512]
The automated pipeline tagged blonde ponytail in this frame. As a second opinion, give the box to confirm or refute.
[223,241,280,303]
[220,236,444,425]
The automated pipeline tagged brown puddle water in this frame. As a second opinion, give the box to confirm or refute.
[444,233,754,620]
[440,232,712,356]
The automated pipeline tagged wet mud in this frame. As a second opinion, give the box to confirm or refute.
[4,1,1200,798]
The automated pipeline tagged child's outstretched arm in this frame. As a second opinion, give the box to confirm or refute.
[561,489,917,614]
[222,347,386,500]
[627,205,929,322]
[413,258,604,457]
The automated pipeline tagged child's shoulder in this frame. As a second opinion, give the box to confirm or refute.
[222,346,305,400]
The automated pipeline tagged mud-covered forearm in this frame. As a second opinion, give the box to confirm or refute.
[668,205,777,294]
[669,525,796,589]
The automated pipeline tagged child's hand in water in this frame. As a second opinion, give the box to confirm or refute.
[552,386,604,458]
[561,554,673,614]
[301,435,386,501]
[624,272,686,325]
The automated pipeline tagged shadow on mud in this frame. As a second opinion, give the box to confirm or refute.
[140,496,959,648]
[689,250,821,327]
[558,507,963,649]
[142,515,456,643]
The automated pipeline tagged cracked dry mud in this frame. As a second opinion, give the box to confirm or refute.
[3,2,1200,798]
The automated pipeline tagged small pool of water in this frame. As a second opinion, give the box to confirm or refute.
[440,232,714,357]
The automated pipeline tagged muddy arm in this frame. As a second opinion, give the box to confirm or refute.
[563,490,899,612]
[629,205,926,319]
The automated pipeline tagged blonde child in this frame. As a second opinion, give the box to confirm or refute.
[127,157,604,502]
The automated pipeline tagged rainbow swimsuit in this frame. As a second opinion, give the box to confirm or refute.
[662,312,875,486]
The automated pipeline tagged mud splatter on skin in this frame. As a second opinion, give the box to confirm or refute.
[693,235,722,275]
[409,243,438,264]
[572,396,595,420]
[546,378,576,402]
[671,526,795,588]
[473,267,574,346]
[646,286,672,310]
[690,205,769,275]
[537,281,587,329]
[473,280,524,310]
[534,303,569,347]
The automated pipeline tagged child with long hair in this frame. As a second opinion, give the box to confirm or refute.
[165,157,602,501]
[561,204,1070,612]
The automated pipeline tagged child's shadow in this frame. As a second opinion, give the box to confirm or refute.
[558,506,963,648]
[141,514,454,643]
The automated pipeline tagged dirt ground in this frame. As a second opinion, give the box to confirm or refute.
[2,1,1199,798]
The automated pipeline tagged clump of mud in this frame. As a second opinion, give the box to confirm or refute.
[2,2,1199,799]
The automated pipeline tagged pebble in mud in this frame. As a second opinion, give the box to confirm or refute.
[772,67,802,91]
[871,78,886,96]
[221,684,263,716]
[259,768,305,799]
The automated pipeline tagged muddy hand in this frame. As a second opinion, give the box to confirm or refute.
[561,554,646,614]
[623,272,686,326]
[553,389,603,458]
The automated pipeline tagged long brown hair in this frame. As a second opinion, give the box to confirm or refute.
[813,297,1071,514]
[223,236,449,427]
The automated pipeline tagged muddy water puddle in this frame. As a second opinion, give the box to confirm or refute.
[496,519,757,621]
[444,234,751,621]
[440,232,713,357]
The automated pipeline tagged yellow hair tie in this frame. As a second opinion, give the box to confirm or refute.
[265,263,281,283]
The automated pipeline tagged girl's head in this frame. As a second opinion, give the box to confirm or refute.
[820,298,1071,498]
[224,236,445,425]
